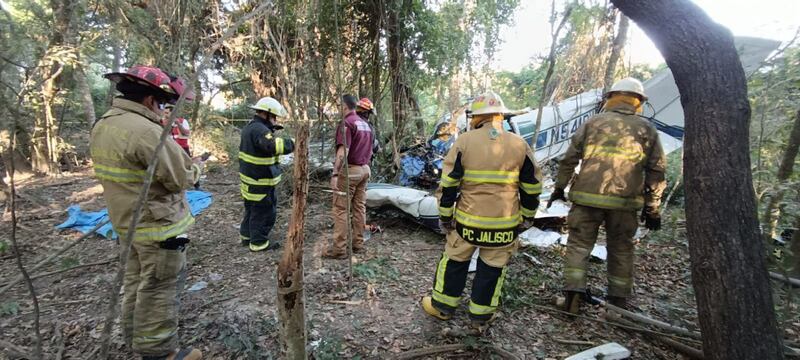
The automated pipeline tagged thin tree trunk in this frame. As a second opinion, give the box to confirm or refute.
[31,63,61,175]
[533,3,571,150]
[387,0,404,168]
[791,215,800,277]
[612,0,783,359]
[762,109,800,240]
[105,44,122,107]
[73,64,96,126]
[277,116,310,360]
[602,13,629,93]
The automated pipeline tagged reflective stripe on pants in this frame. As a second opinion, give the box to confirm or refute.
[122,240,187,357]
[564,204,637,297]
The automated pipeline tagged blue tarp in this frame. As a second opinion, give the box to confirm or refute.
[399,155,426,186]
[56,190,214,240]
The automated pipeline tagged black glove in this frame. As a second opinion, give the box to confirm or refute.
[439,218,455,234]
[640,207,661,231]
[547,188,566,209]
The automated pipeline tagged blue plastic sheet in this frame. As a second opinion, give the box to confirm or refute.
[399,155,426,186]
[56,190,214,240]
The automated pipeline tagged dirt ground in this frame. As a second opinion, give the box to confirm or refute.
[1,164,798,359]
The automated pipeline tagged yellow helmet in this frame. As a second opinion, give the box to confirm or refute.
[249,97,288,117]
[470,91,508,116]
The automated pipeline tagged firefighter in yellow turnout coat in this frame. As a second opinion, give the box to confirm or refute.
[421,91,542,326]
[551,78,667,312]
[91,66,202,360]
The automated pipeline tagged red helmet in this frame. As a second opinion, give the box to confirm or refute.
[357,97,374,112]
[105,65,194,103]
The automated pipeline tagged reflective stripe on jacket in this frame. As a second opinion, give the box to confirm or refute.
[238,116,295,201]
[438,120,542,247]
[90,98,201,242]
[555,103,667,210]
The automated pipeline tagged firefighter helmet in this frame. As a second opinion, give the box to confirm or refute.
[104,65,195,102]
[606,77,647,101]
[470,91,508,116]
[249,97,288,117]
[357,97,375,113]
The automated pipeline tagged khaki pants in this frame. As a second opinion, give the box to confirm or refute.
[122,240,187,357]
[430,230,518,320]
[564,204,638,297]
[331,164,370,255]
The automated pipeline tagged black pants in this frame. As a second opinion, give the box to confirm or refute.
[432,255,504,322]
[240,189,277,246]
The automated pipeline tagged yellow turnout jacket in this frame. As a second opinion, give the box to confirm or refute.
[556,103,667,210]
[90,99,201,242]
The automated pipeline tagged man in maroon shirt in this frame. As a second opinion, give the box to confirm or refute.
[325,94,374,259]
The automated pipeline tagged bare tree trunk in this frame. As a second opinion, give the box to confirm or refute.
[611,1,784,358]
[533,2,571,150]
[74,64,96,125]
[762,109,800,240]
[105,44,122,107]
[791,215,800,277]
[31,63,61,175]
[277,119,310,360]
[387,1,404,168]
[602,12,629,93]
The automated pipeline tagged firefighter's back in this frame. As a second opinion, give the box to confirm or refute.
[454,124,529,228]
[570,110,660,210]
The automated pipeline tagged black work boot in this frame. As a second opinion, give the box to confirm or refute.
[562,291,583,314]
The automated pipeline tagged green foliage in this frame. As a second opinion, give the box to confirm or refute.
[313,336,345,360]
[664,150,684,205]
[353,257,399,282]
[0,301,20,317]
[494,64,546,109]
[0,240,7,254]
[60,257,79,269]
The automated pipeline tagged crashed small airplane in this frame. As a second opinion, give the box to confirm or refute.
[371,36,780,232]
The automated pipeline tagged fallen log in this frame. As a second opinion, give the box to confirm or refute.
[596,297,702,340]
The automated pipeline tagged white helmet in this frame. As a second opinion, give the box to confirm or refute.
[249,97,288,117]
[470,91,509,116]
[606,77,647,100]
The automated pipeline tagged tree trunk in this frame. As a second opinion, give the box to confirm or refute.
[762,109,800,240]
[106,43,122,107]
[30,63,60,175]
[387,0,405,168]
[533,3,571,150]
[791,215,800,277]
[611,0,783,359]
[277,119,310,360]
[369,0,382,135]
[73,64,96,126]
[602,12,629,93]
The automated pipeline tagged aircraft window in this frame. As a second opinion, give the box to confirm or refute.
[503,121,513,131]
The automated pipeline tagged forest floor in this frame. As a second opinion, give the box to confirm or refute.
[2,164,799,360]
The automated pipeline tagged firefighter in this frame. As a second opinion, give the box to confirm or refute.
[239,97,295,252]
[325,95,374,258]
[91,65,201,360]
[421,91,542,329]
[549,77,666,313]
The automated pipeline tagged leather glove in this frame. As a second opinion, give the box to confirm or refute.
[547,188,567,209]
[439,218,455,234]
[640,206,661,231]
